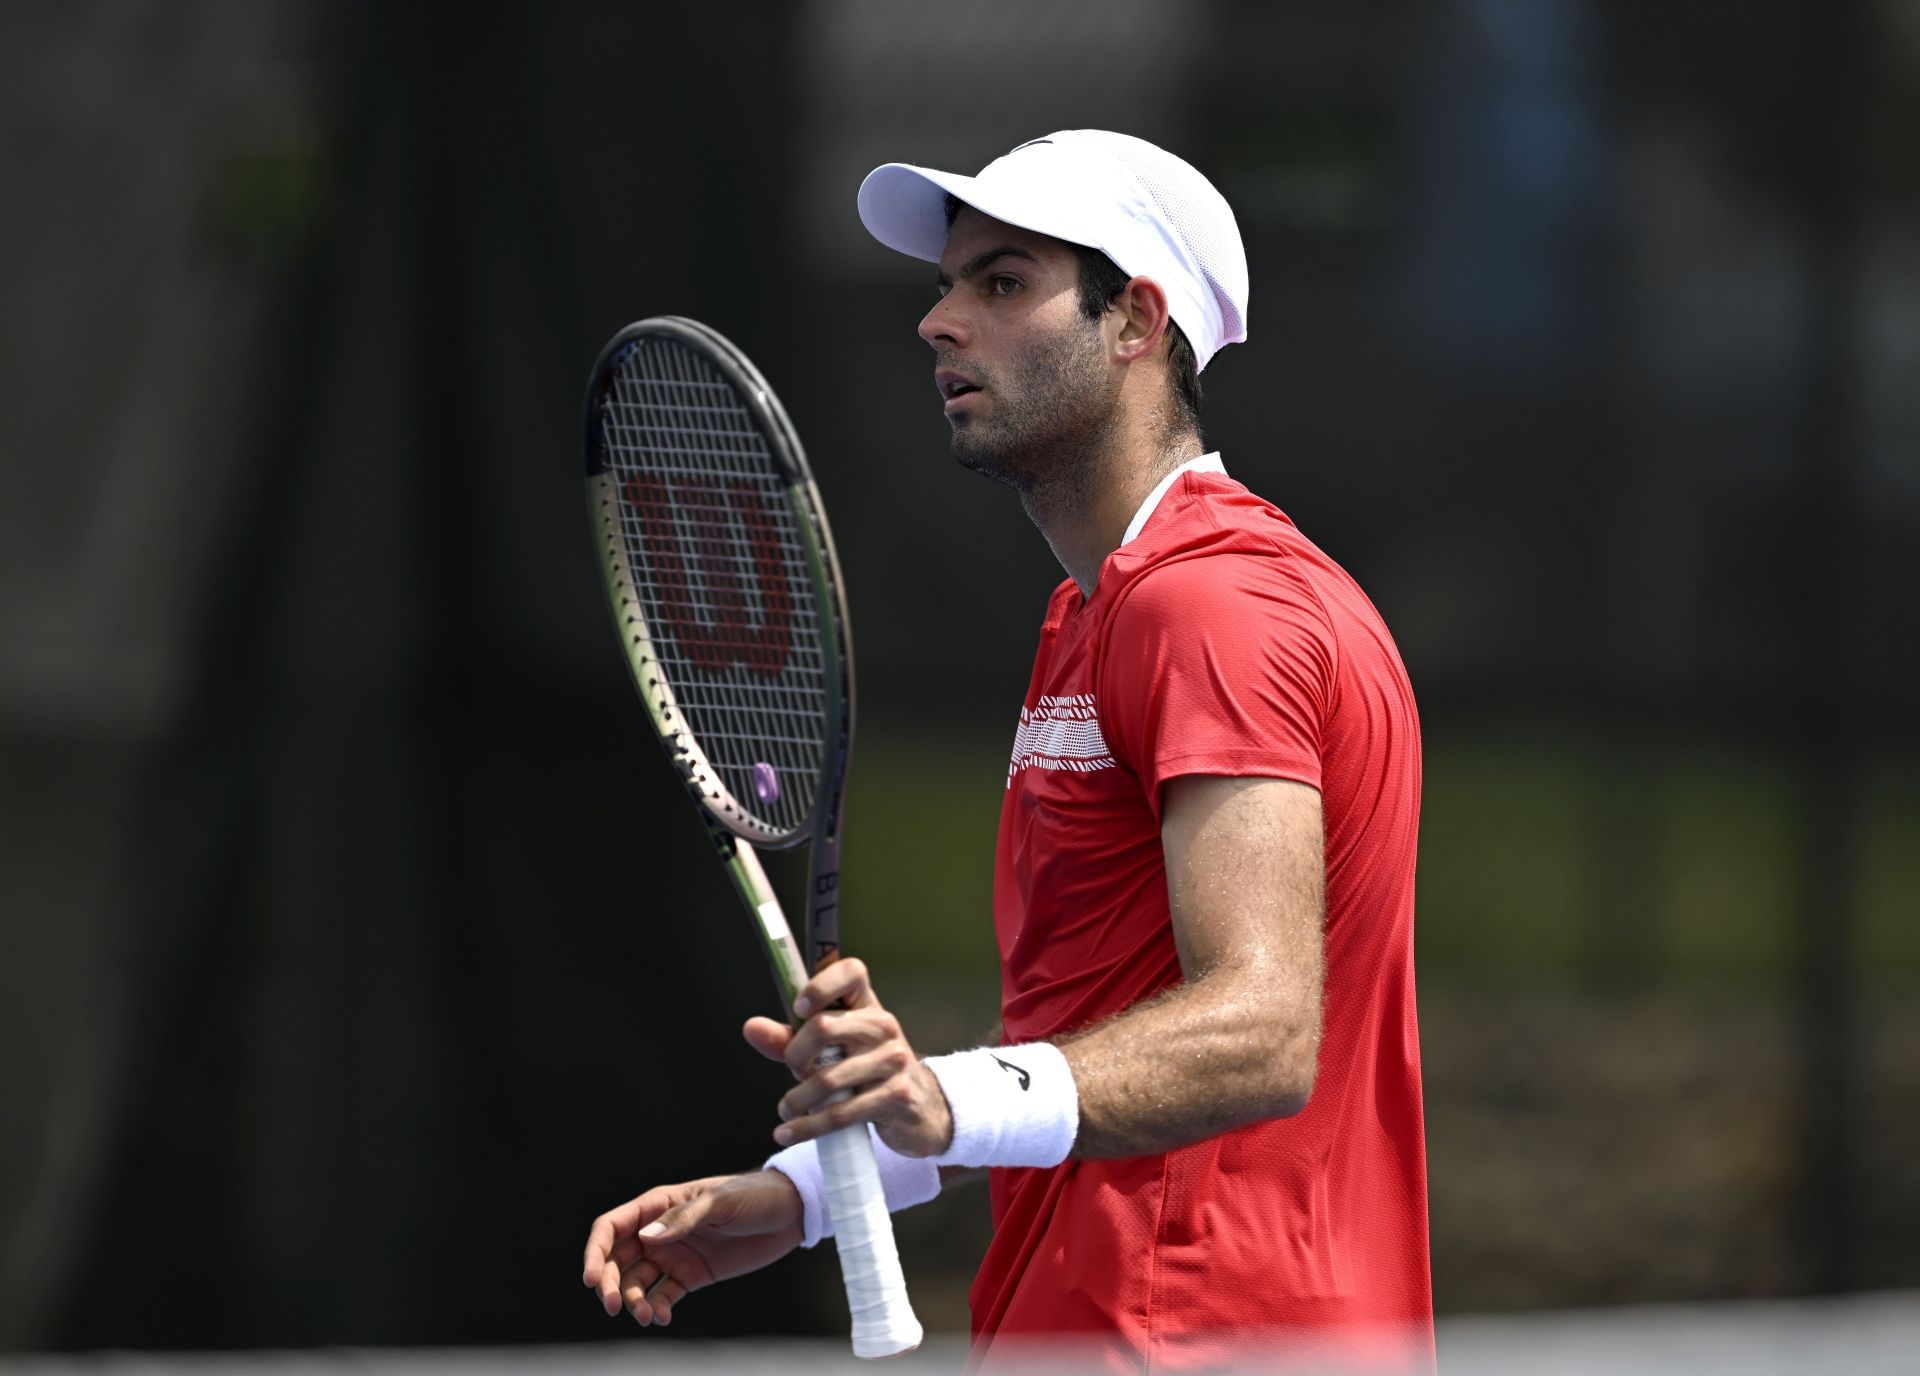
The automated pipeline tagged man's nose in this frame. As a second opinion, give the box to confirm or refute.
[918,295,968,350]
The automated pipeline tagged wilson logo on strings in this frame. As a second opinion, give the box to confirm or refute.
[623,474,794,680]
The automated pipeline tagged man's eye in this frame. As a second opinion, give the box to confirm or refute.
[990,275,1020,295]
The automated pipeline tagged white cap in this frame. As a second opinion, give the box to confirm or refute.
[857,130,1249,371]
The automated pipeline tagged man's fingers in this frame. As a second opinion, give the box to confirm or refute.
[582,1214,618,1283]
[742,1016,793,1063]
[774,1094,866,1146]
[774,1076,902,1146]
[596,1258,625,1316]
[583,1182,706,1298]
[619,1256,664,1325]
[795,956,873,1017]
[596,1212,670,1312]
[638,1276,688,1327]
[779,1042,910,1122]
[619,1258,689,1327]
[583,1198,649,1284]
[641,1187,724,1243]
[784,1006,901,1079]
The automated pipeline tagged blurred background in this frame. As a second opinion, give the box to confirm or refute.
[1,0,1916,1361]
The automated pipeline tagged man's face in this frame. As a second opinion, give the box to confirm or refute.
[917,207,1118,491]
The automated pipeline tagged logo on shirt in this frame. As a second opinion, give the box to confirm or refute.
[1008,693,1116,787]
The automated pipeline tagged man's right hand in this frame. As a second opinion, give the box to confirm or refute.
[581,1170,804,1326]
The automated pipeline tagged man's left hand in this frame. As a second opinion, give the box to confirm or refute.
[742,957,955,1159]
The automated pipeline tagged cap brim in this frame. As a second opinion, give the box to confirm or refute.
[858,160,1108,264]
[857,163,983,263]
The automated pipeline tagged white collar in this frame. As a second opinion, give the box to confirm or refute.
[1119,452,1227,548]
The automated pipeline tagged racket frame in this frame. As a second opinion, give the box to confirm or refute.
[586,316,851,984]
[584,317,916,1358]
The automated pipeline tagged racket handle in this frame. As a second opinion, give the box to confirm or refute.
[817,1117,923,1358]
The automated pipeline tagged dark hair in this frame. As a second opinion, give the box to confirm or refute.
[942,195,1203,436]
[1070,245,1203,435]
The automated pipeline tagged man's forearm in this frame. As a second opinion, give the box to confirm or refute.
[1058,966,1320,1159]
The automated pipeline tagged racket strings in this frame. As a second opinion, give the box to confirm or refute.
[599,337,828,837]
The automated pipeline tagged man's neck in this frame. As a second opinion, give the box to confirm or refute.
[1020,429,1206,598]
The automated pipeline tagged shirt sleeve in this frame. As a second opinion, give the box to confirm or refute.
[1097,549,1335,822]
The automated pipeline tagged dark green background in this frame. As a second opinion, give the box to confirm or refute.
[0,0,1914,1351]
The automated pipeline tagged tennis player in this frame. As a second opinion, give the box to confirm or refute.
[583,130,1431,1371]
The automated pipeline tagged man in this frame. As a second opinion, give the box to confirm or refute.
[582,130,1432,1371]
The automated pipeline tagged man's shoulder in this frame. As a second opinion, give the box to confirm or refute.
[1103,512,1328,637]
[1113,470,1310,570]
[1118,475,1396,647]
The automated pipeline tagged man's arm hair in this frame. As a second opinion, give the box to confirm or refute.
[1059,775,1324,1159]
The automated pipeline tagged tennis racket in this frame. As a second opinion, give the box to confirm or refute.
[582,316,921,1359]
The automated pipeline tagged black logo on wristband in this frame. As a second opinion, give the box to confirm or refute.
[991,1055,1031,1091]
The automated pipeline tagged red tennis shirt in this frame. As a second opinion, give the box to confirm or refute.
[972,462,1431,1372]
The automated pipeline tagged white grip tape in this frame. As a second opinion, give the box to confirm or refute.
[818,1120,923,1357]
[797,1045,922,1358]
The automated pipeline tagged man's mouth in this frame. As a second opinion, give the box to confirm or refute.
[936,369,982,407]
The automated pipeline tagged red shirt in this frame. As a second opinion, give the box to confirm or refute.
[972,468,1431,1372]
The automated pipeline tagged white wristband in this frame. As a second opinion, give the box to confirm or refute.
[764,1127,942,1249]
[924,1042,1079,1170]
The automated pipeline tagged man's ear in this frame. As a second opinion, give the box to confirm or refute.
[1110,275,1172,364]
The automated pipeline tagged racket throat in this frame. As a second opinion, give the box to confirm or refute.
[807,851,842,974]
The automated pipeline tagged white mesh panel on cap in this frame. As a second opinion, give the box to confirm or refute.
[1068,130,1249,350]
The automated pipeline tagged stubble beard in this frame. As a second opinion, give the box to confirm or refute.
[943,320,1118,518]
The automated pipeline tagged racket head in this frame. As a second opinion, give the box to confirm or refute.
[584,317,853,853]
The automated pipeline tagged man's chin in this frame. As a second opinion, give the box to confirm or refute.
[949,432,1030,489]
[949,439,992,476]
[949,428,992,469]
